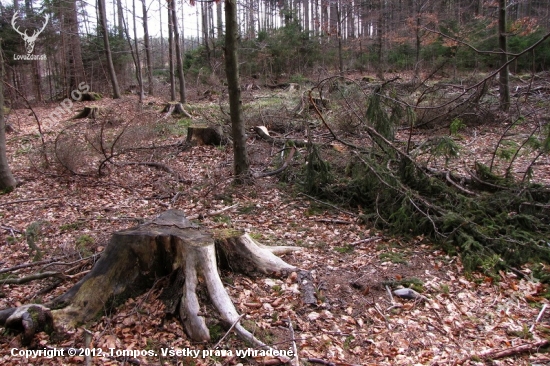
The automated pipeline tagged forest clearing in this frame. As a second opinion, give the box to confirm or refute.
[1,70,550,365]
[2,0,550,364]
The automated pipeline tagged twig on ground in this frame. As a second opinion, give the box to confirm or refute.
[213,314,245,350]
[288,317,299,366]
[298,193,356,217]
[530,303,548,332]
[187,204,238,220]
[1,271,64,285]
[0,197,60,207]
[459,340,550,364]
[0,257,66,274]
[1,225,22,234]
[348,237,382,246]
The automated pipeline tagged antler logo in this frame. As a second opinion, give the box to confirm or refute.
[11,11,49,54]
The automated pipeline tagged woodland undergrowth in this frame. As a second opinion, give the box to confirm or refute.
[292,75,550,282]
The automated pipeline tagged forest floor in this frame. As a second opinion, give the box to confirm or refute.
[1,80,550,365]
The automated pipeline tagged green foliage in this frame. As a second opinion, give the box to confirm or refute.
[387,43,415,70]
[303,144,333,197]
[239,20,322,78]
[334,245,354,254]
[379,252,408,264]
[450,118,466,136]
[26,221,45,261]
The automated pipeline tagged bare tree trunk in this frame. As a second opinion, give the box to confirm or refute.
[201,1,211,66]
[304,0,309,37]
[98,0,121,98]
[225,0,251,184]
[216,1,223,38]
[0,46,17,192]
[498,0,510,111]
[167,2,176,101]
[159,0,164,68]
[132,0,144,102]
[141,0,154,96]
[64,0,86,96]
[170,0,186,103]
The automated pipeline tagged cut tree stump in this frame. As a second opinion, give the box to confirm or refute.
[186,125,227,146]
[80,92,102,101]
[162,102,192,118]
[0,210,304,348]
[72,106,100,119]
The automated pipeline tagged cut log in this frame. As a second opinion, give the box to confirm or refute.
[186,125,227,146]
[0,210,303,348]
[72,106,100,119]
[162,102,192,118]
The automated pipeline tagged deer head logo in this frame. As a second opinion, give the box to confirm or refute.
[11,11,49,54]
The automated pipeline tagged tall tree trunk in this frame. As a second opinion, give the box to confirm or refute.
[201,1,211,66]
[116,0,124,38]
[159,0,164,68]
[0,45,17,192]
[167,2,176,101]
[63,0,86,97]
[225,0,251,184]
[141,0,154,96]
[170,0,186,103]
[216,1,223,38]
[498,0,510,111]
[304,0,309,37]
[132,0,144,102]
[98,0,121,98]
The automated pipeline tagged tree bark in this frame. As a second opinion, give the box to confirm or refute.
[0,210,301,347]
[225,0,251,184]
[170,0,186,103]
[498,0,510,111]
[63,0,86,97]
[98,0,121,99]
[0,45,17,192]
[167,2,176,101]
[141,0,154,96]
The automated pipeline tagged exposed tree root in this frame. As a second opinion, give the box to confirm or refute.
[0,210,304,349]
[162,102,192,118]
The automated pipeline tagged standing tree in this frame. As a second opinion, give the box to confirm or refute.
[167,1,176,101]
[0,43,17,192]
[98,0,121,98]
[61,0,86,97]
[169,0,186,103]
[225,0,251,184]
[141,0,154,96]
[498,0,510,111]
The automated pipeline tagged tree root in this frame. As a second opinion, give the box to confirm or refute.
[0,210,304,349]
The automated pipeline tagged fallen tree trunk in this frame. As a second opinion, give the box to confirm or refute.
[0,210,303,347]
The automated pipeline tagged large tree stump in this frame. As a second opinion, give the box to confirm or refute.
[186,125,227,146]
[72,106,101,119]
[0,210,302,348]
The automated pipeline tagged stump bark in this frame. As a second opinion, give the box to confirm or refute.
[80,92,102,101]
[72,106,100,119]
[0,210,302,348]
[186,125,227,146]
